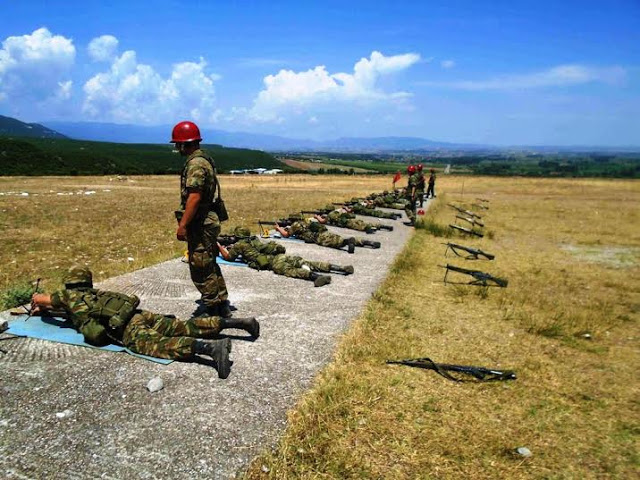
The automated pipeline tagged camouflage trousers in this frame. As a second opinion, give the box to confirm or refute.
[405,196,417,222]
[122,310,222,360]
[353,208,396,219]
[187,215,228,307]
[332,218,371,232]
[316,231,347,249]
[426,183,435,198]
[271,254,331,280]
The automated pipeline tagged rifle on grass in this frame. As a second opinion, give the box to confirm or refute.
[386,357,516,382]
[455,215,485,228]
[472,203,489,211]
[439,263,508,287]
[450,224,484,238]
[476,198,490,203]
[443,242,495,260]
[447,203,482,219]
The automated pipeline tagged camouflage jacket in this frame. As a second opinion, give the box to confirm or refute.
[50,288,140,346]
[226,238,285,270]
[179,149,218,217]
[289,219,327,242]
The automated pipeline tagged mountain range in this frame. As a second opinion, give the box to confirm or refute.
[42,120,471,152]
[0,115,68,140]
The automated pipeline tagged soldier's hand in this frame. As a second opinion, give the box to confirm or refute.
[176,225,188,241]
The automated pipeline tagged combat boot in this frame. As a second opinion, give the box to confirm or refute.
[365,226,376,234]
[363,240,381,249]
[309,272,332,287]
[330,264,354,275]
[221,317,260,338]
[343,237,356,254]
[193,338,232,379]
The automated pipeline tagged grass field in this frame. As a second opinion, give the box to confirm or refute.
[280,158,374,173]
[244,176,640,479]
[1,175,638,478]
[0,174,392,303]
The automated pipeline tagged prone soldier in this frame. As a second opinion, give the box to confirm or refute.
[30,266,260,379]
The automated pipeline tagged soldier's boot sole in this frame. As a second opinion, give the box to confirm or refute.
[214,338,232,379]
[313,275,332,287]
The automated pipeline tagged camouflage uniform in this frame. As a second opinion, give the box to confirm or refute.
[50,288,222,360]
[289,219,363,249]
[405,173,419,223]
[225,239,333,281]
[327,211,375,232]
[416,172,426,207]
[179,149,228,308]
[349,203,397,219]
[426,172,436,198]
[271,254,332,280]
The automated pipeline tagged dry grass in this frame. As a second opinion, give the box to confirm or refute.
[245,176,640,479]
[0,175,391,301]
[281,158,373,173]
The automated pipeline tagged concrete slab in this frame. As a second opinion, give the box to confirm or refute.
[0,206,421,479]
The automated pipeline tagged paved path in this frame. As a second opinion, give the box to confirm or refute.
[0,208,419,479]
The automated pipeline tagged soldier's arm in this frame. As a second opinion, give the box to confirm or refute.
[177,190,202,241]
[218,242,231,260]
[314,214,328,224]
[275,225,290,237]
[31,293,53,315]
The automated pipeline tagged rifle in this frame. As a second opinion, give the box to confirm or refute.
[472,203,489,211]
[455,215,485,228]
[476,198,490,203]
[17,278,41,322]
[386,357,516,382]
[443,242,495,260]
[301,210,326,215]
[440,263,508,287]
[447,203,482,219]
[449,224,484,238]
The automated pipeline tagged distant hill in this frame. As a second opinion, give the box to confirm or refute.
[0,115,68,139]
[0,136,289,176]
[43,120,472,152]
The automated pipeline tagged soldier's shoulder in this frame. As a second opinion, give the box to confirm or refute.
[187,156,214,170]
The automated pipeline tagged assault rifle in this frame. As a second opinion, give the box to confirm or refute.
[386,357,516,382]
[447,203,482,219]
[450,224,484,238]
[440,263,508,287]
[301,210,328,215]
[443,242,495,260]
[476,198,490,203]
[14,278,41,322]
[455,215,485,228]
[472,203,489,211]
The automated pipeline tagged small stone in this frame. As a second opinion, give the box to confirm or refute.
[516,447,532,457]
[147,377,164,393]
[127,257,135,262]
[582,333,592,340]
[261,465,270,473]
[56,409,73,419]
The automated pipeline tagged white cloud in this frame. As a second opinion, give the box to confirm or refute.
[308,116,318,124]
[83,52,220,124]
[0,27,75,104]
[88,35,119,62]
[421,64,627,90]
[250,51,420,121]
[441,59,455,69]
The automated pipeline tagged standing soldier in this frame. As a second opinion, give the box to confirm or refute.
[404,165,418,226]
[171,121,231,318]
[416,164,426,207]
[427,168,437,199]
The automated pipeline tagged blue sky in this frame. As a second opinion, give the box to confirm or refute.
[0,0,638,145]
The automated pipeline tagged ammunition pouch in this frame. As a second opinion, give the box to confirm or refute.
[85,289,141,336]
[255,254,271,270]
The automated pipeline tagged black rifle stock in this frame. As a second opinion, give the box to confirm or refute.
[472,203,489,210]
[443,242,495,260]
[448,203,482,219]
[440,263,508,287]
[387,357,516,382]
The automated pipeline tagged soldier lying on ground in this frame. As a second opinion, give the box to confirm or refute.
[30,265,260,379]
[217,229,354,287]
[314,207,393,233]
[368,191,409,210]
[342,200,401,220]
[274,218,380,253]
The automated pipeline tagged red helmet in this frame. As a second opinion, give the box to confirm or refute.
[407,165,416,174]
[171,121,202,143]
[417,164,423,171]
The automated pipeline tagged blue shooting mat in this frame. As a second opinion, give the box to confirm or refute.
[259,232,305,243]
[217,257,249,267]
[6,315,173,364]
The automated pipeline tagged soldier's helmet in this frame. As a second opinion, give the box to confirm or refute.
[233,226,251,237]
[63,265,93,289]
[417,164,423,171]
[170,121,202,143]
[324,204,335,212]
[407,165,416,174]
